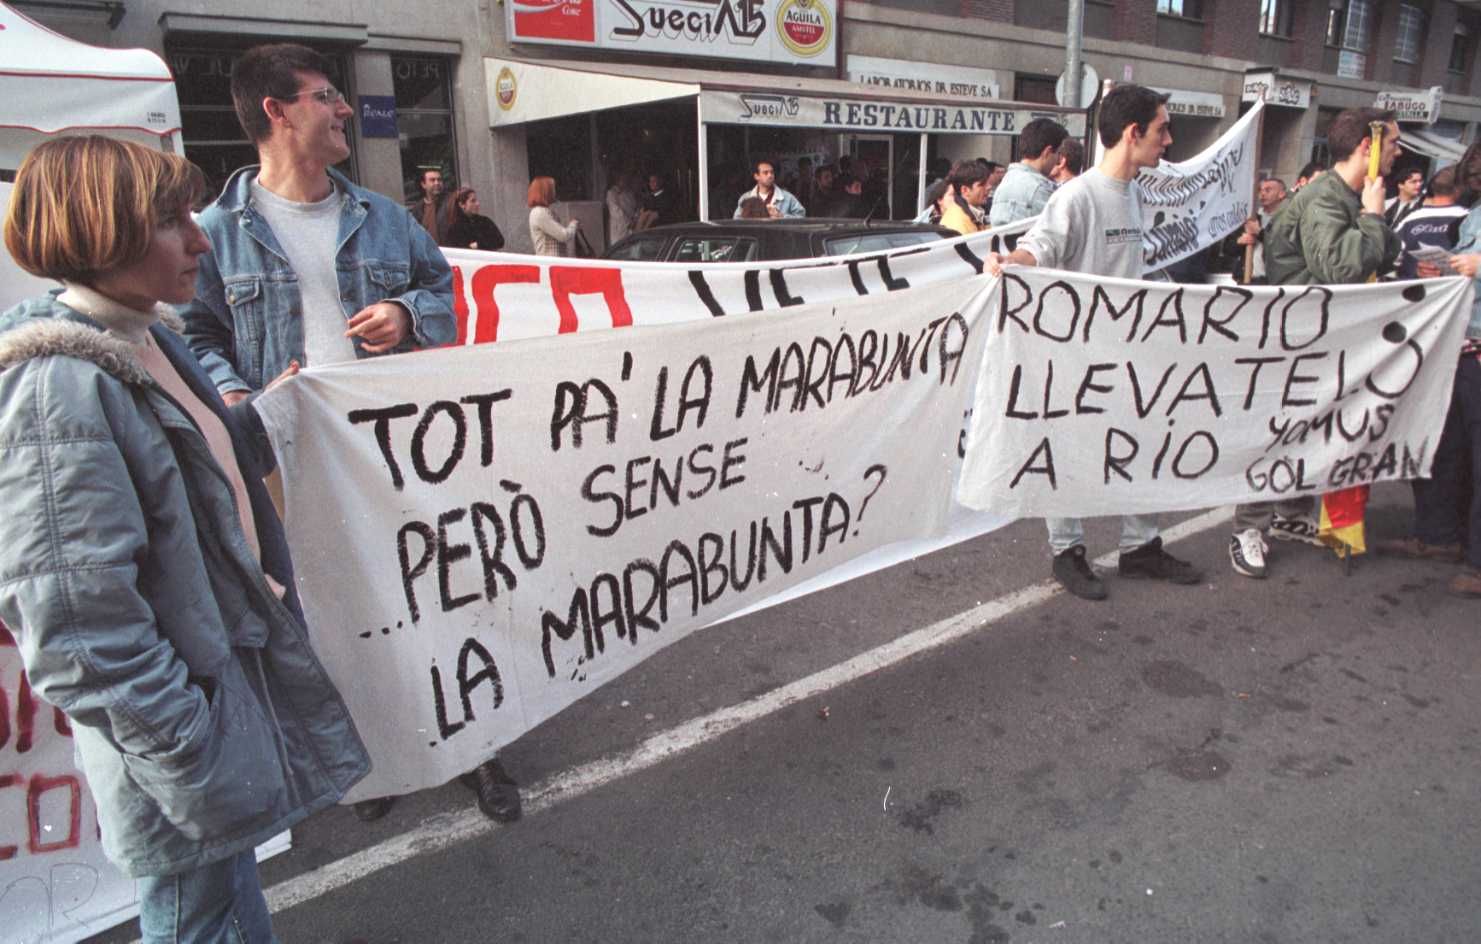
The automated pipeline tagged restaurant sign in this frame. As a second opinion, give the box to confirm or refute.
[700,89,1084,137]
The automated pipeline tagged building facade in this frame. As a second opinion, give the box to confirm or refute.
[12,0,1480,253]
[12,0,499,224]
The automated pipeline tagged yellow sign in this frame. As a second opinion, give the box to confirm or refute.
[495,66,518,111]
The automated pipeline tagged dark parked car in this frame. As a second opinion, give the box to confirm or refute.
[603,218,955,264]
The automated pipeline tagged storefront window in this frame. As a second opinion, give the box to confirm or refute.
[170,45,353,196]
[1394,5,1424,64]
[528,114,593,202]
[393,56,457,200]
[1310,106,1339,170]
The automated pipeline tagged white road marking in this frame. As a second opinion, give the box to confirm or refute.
[262,508,1231,915]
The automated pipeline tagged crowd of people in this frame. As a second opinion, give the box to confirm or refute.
[983,87,1480,604]
[407,147,1055,257]
[0,44,1477,943]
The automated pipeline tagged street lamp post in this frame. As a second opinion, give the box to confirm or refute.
[1065,0,1086,108]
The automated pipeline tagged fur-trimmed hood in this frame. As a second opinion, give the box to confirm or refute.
[0,296,185,386]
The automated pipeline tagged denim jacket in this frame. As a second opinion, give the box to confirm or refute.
[0,297,370,876]
[1448,206,1481,338]
[179,166,456,395]
[733,185,806,218]
[989,162,1055,227]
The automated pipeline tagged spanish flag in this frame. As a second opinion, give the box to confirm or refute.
[1318,485,1369,556]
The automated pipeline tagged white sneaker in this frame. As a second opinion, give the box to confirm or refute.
[1229,528,1269,578]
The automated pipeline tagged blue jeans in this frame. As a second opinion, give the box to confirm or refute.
[1413,356,1480,568]
[1046,516,1160,555]
[139,850,275,943]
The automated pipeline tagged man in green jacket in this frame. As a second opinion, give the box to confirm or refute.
[1229,107,1402,579]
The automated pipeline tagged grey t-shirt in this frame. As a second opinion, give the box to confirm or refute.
[250,180,358,370]
[1015,168,1145,279]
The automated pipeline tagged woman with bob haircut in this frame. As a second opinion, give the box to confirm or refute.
[527,174,580,256]
[0,135,369,942]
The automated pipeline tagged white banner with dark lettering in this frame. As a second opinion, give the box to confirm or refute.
[438,226,1021,343]
[255,278,993,800]
[1138,100,1263,271]
[0,623,289,944]
[957,268,1473,518]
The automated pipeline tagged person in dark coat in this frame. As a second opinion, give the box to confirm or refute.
[441,187,506,251]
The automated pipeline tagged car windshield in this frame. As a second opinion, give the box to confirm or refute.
[608,237,666,261]
[821,230,944,256]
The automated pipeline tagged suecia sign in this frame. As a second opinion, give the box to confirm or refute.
[739,94,801,120]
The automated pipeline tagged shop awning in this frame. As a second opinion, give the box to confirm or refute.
[1401,128,1467,165]
[484,56,1086,138]
[485,58,699,128]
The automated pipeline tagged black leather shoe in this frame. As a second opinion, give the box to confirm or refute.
[461,757,522,823]
[353,797,395,822]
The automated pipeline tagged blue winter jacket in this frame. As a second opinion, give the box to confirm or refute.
[178,165,457,395]
[0,297,370,876]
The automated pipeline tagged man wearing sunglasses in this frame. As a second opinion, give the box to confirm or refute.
[179,46,525,827]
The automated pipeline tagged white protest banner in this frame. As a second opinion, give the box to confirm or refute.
[1138,100,1263,271]
[957,268,1473,518]
[0,621,289,944]
[438,227,1016,343]
[0,624,129,944]
[255,277,995,800]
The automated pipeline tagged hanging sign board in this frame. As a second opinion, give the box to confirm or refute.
[1375,86,1443,125]
[507,0,839,67]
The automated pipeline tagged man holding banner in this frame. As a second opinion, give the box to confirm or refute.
[1229,107,1402,578]
[988,84,1204,600]
[177,44,525,825]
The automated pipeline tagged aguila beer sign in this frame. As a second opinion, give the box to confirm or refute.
[506,0,838,66]
[776,0,830,58]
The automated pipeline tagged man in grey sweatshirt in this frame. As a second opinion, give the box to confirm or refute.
[988,83,1205,601]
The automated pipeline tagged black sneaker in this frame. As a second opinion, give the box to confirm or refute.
[1052,545,1107,600]
[1118,537,1203,584]
[1270,512,1321,546]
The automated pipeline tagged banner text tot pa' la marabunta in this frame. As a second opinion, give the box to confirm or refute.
[255,277,992,801]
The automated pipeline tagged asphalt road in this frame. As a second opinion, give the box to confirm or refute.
[89,483,1481,944]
